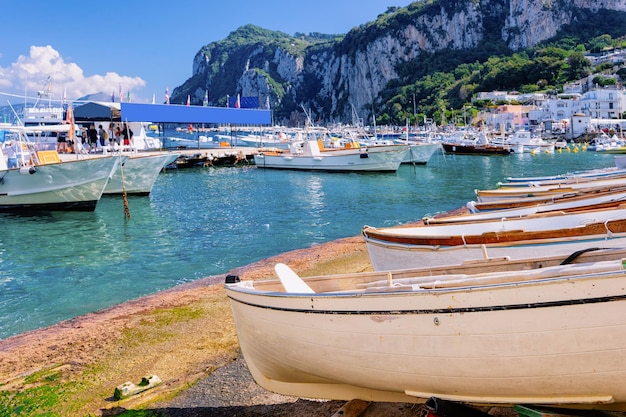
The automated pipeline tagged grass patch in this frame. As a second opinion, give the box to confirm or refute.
[0,290,238,416]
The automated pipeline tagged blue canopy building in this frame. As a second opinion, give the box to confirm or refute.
[121,103,271,125]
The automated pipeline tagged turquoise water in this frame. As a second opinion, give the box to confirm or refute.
[0,149,616,339]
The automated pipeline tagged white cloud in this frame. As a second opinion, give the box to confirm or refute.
[0,45,145,101]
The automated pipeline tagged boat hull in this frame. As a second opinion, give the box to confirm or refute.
[363,207,626,270]
[0,157,119,212]
[254,146,408,172]
[226,263,626,410]
[442,143,511,155]
[401,142,441,164]
[104,153,179,195]
[364,232,626,270]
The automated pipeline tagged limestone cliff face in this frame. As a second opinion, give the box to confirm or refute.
[504,0,626,50]
[176,0,626,123]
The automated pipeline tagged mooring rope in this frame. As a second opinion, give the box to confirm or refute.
[119,154,131,220]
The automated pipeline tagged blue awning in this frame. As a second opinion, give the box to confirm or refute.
[120,103,271,125]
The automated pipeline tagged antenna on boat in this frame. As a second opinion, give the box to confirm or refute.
[300,104,313,127]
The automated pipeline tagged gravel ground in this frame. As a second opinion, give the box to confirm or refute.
[149,357,428,417]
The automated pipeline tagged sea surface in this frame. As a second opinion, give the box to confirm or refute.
[0,148,617,339]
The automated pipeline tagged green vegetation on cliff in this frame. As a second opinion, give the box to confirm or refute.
[172,3,626,126]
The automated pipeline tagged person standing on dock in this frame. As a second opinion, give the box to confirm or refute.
[121,123,133,149]
[87,124,98,153]
[98,125,107,148]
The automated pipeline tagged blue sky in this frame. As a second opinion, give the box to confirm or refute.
[0,0,414,104]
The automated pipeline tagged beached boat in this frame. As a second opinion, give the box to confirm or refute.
[424,187,626,223]
[0,144,121,211]
[475,175,626,202]
[102,153,179,195]
[225,250,626,411]
[253,139,408,172]
[362,205,626,270]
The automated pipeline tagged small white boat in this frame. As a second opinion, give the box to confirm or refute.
[237,133,291,149]
[253,139,408,172]
[226,250,626,411]
[362,205,626,270]
[507,129,554,154]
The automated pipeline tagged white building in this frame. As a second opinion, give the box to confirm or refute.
[476,86,625,138]
[578,88,626,119]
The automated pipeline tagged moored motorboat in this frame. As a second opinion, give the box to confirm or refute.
[441,131,511,155]
[226,250,626,411]
[253,139,408,172]
[0,145,121,212]
[103,152,179,195]
[397,140,441,164]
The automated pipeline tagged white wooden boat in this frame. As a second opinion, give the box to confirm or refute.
[0,148,121,211]
[253,140,409,172]
[469,185,626,211]
[504,166,626,185]
[102,153,179,195]
[362,205,626,270]
[225,250,626,411]
[424,187,626,224]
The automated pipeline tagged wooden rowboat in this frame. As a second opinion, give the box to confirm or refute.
[475,176,626,202]
[362,205,626,270]
[424,188,626,224]
[225,248,626,411]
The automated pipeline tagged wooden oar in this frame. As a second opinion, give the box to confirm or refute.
[274,263,315,293]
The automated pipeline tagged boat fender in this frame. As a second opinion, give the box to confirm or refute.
[19,166,37,175]
[359,153,369,158]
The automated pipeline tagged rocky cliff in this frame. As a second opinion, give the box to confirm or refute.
[172,0,626,124]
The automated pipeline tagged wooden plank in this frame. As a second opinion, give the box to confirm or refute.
[331,399,370,417]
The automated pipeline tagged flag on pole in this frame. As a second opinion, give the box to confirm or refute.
[235,94,240,109]
[66,103,76,141]
[119,84,123,103]
[62,87,67,105]
[203,90,209,107]
[127,90,131,103]
[186,95,190,106]
[165,88,170,104]
[265,96,270,110]
[152,93,155,104]
[111,89,115,102]
[226,94,229,108]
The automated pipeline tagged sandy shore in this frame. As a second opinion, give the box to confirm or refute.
[0,232,591,417]
[2,235,437,416]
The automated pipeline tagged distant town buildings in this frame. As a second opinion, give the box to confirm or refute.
[474,85,625,140]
